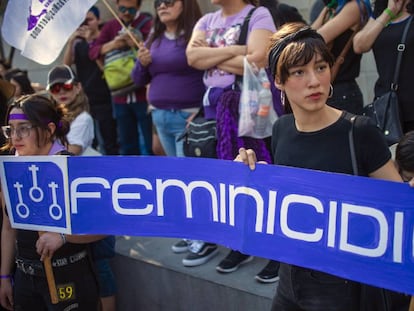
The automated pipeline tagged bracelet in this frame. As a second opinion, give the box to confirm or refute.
[60,233,67,244]
[384,8,398,20]
[0,275,12,279]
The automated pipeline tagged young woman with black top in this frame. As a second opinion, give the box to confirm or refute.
[0,94,102,311]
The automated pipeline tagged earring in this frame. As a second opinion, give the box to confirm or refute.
[328,84,333,98]
[280,91,285,107]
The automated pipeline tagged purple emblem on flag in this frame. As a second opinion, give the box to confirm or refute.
[27,5,47,31]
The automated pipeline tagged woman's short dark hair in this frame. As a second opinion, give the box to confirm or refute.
[268,23,335,84]
[396,131,414,173]
[1,94,70,152]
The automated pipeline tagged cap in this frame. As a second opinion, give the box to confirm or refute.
[0,79,15,100]
[46,65,77,90]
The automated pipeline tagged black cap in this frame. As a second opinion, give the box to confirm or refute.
[46,65,77,90]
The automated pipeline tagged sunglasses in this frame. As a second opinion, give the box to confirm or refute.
[118,6,138,15]
[49,83,74,94]
[154,0,177,9]
[2,124,35,139]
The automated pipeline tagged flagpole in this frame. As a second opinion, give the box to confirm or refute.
[409,297,414,311]
[100,0,141,48]
[39,232,59,304]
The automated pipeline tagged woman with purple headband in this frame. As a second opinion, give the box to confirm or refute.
[236,22,406,311]
[0,94,102,310]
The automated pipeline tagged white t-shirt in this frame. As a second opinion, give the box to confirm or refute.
[67,111,94,154]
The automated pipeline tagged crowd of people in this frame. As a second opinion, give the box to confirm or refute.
[0,0,413,310]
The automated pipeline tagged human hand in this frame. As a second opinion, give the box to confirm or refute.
[76,25,90,40]
[387,0,406,16]
[36,232,64,261]
[112,35,128,49]
[235,147,267,170]
[0,279,13,310]
[137,42,152,66]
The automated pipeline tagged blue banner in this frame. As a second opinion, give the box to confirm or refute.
[0,156,413,295]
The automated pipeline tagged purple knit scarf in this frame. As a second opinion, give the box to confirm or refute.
[215,89,271,162]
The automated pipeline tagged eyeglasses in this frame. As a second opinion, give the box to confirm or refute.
[49,83,74,94]
[2,124,35,139]
[118,6,138,15]
[154,0,177,9]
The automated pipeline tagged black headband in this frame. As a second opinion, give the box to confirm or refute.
[268,26,325,79]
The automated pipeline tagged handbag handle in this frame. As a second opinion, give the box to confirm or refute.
[234,8,257,87]
[328,0,368,82]
[390,15,413,91]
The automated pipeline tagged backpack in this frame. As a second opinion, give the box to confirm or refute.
[103,14,152,96]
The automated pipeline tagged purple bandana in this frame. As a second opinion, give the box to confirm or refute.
[9,113,29,120]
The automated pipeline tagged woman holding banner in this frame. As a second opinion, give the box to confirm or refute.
[0,94,102,310]
[236,23,404,310]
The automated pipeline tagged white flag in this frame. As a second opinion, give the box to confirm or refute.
[1,0,97,65]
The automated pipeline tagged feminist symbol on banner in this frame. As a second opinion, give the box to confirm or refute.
[3,160,68,231]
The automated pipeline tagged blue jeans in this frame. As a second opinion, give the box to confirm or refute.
[113,101,153,155]
[151,109,191,157]
[271,264,360,311]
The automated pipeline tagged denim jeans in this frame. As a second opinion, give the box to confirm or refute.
[113,101,153,155]
[271,263,360,311]
[328,80,363,115]
[151,109,192,157]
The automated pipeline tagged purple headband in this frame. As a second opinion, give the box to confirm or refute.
[9,113,29,120]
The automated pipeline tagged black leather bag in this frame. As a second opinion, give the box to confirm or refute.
[363,91,403,146]
[363,16,412,146]
[178,109,217,158]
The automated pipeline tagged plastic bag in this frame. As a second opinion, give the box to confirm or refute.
[238,57,277,138]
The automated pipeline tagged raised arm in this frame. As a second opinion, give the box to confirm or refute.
[353,0,407,54]
[313,1,363,45]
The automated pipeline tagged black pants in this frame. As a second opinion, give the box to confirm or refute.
[328,80,364,115]
[13,257,99,311]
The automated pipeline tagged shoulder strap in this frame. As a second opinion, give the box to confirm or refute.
[134,13,152,31]
[330,0,368,83]
[391,15,413,90]
[347,114,359,176]
[237,8,256,45]
[235,8,257,87]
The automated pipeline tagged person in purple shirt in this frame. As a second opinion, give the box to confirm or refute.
[132,0,203,156]
[131,0,204,259]
[185,0,276,273]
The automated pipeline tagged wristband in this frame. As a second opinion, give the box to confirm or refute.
[384,8,398,20]
[60,233,67,244]
[0,275,12,279]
